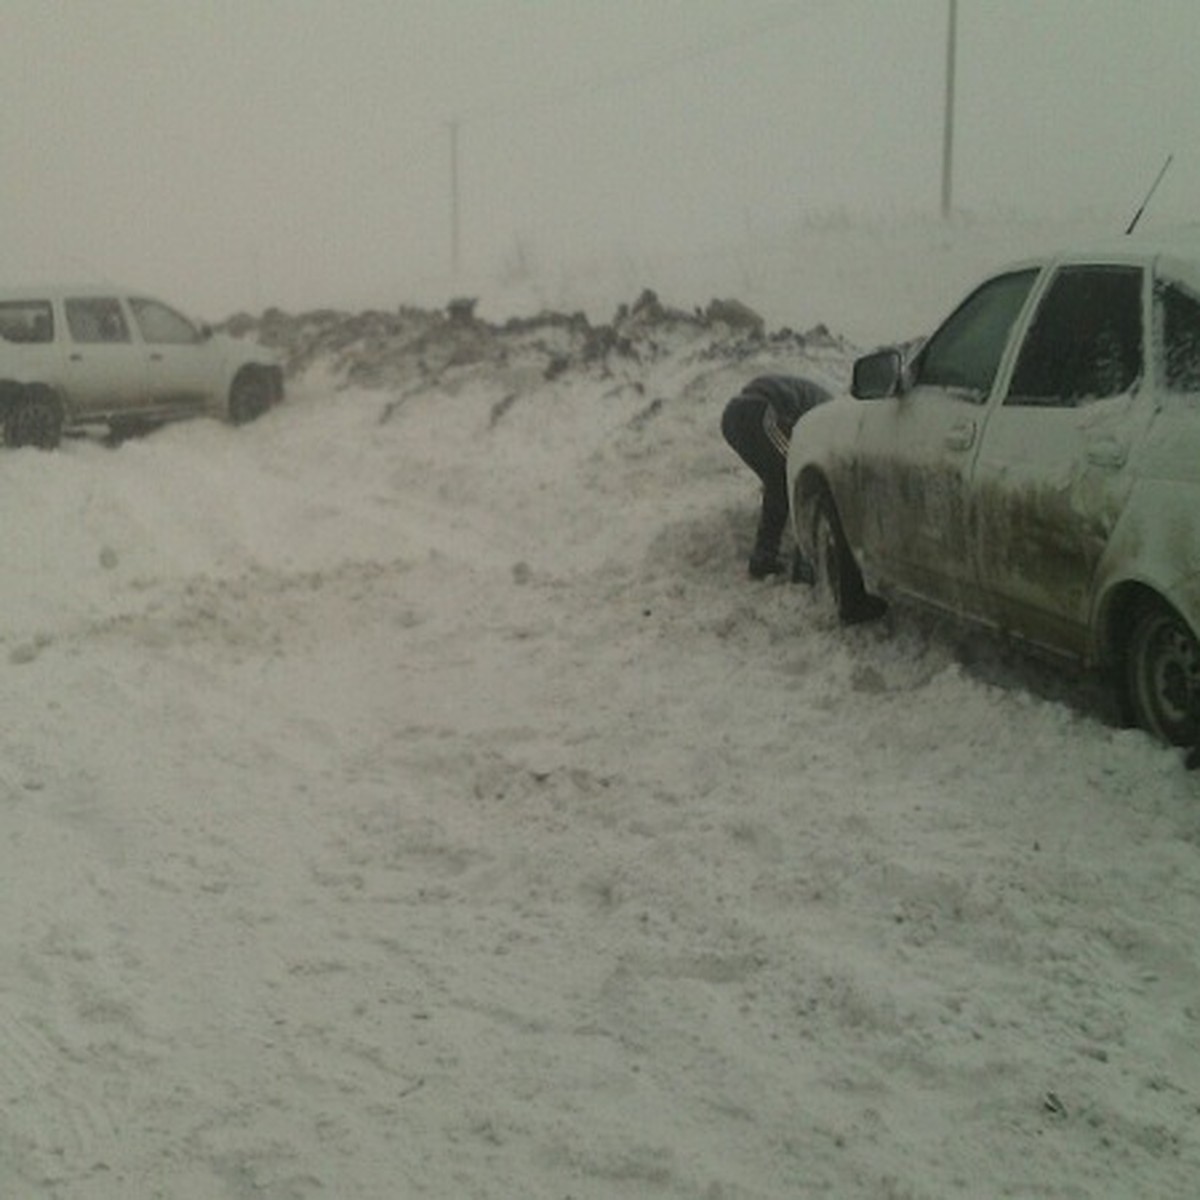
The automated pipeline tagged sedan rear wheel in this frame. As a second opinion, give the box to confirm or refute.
[1126,601,1200,747]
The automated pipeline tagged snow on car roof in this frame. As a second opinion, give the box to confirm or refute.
[0,283,141,302]
[988,229,1200,291]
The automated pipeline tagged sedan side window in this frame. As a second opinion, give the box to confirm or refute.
[130,298,202,345]
[1006,266,1142,406]
[65,298,131,344]
[916,269,1038,400]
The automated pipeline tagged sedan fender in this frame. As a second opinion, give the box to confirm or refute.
[787,393,869,560]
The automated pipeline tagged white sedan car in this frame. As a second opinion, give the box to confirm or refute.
[788,236,1200,749]
[0,286,283,448]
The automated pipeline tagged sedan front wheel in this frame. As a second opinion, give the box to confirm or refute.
[1126,601,1200,747]
[810,490,882,624]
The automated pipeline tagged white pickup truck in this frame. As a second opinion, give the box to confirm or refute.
[0,285,283,448]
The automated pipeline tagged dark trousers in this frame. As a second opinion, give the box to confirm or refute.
[721,393,788,554]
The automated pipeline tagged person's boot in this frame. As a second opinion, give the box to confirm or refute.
[747,519,785,579]
[747,544,784,579]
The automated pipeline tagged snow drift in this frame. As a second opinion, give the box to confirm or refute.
[1,227,1197,1199]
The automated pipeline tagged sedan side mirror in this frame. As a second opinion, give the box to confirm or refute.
[852,348,903,399]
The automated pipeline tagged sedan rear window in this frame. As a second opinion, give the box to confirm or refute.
[1159,282,1200,392]
[0,300,53,344]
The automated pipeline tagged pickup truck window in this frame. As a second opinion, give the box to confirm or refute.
[65,297,131,344]
[130,298,202,345]
[1160,282,1200,392]
[0,301,53,344]
[1006,265,1142,406]
[916,269,1037,400]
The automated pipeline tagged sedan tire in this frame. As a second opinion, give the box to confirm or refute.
[1126,600,1200,746]
[810,490,882,624]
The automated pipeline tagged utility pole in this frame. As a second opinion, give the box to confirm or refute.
[448,117,461,277]
[941,0,957,219]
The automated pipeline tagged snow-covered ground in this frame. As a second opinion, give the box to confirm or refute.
[2,219,1198,1199]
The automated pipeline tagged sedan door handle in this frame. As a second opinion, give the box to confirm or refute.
[944,420,976,451]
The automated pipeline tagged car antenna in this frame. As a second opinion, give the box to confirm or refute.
[1125,154,1174,235]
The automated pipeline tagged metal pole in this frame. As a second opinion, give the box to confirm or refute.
[941,0,957,219]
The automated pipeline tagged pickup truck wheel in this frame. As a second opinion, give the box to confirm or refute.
[6,390,63,449]
[1126,600,1200,746]
[811,490,882,624]
[228,369,270,425]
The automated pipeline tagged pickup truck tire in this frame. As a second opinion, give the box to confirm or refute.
[1126,599,1200,746]
[228,368,271,425]
[811,490,882,624]
[6,388,63,449]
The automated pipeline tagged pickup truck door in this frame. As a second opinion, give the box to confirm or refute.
[969,264,1148,656]
[849,268,1038,613]
[129,298,218,413]
[61,296,147,416]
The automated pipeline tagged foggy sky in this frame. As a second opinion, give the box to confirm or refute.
[2,0,1197,317]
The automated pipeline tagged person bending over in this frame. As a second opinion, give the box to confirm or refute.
[721,374,830,579]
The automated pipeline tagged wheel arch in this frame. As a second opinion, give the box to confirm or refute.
[1112,585,1200,746]
[22,379,65,405]
[1095,579,1184,726]
[1097,580,1178,670]
[237,361,283,395]
[795,463,833,503]
[229,362,260,390]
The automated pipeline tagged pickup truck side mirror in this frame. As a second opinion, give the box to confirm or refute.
[851,348,903,399]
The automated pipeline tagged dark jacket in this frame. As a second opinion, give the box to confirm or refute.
[738,374,831,430]
[734,374,831,456]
